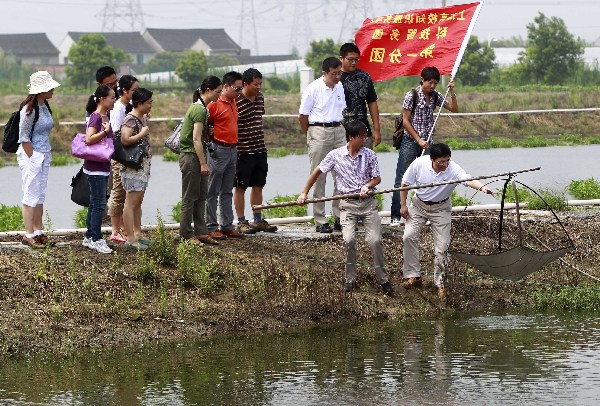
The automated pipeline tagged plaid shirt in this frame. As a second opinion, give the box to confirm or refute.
[402,86,448,141]
[319,145,380,194]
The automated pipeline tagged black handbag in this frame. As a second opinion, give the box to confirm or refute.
[113,116,146,170]
[70,166,89,207]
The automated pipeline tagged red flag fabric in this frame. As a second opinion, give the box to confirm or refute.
[354,2,482,81]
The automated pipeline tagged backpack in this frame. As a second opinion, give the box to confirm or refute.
[392,89,439,149]
[2,102,43,153]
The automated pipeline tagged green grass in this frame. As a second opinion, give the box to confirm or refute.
[567,178,600,200]
[171,201,181,223]
[533,285,600,311]
[268,147,306,158]
[0,204,23,231]
[451,191,478,207]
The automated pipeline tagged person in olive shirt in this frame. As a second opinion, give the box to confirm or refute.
[178,76,223,245]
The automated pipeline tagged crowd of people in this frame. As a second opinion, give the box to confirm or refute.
[15,43,493,299]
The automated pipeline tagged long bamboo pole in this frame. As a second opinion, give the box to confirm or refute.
[252,167,541,211]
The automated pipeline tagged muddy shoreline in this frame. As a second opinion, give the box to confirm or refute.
[1,210,599,358]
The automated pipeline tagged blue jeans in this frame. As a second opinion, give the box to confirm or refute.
[85,174,108,241]
[390,137,429,218]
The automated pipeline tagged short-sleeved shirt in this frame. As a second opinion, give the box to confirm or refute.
[236,91,266,155]
[109,100,127,134]
[403,86,449,141]
[340,69,377,133]
[18,103,54,153]
[207,95,238,144]
[402,155,470,202]
[299,77,346,123]
[319,145,380,194]
[83,111,113,174]
[120,114,152,182]
[179,101,208,154]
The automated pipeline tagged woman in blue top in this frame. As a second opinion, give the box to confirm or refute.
[81,84,116,254]
[16,71,60,249]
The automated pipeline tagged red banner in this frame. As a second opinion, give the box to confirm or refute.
[354,2,482,81]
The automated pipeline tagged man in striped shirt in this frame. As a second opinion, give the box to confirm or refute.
[297,120,394,296]
[234,68,277,234]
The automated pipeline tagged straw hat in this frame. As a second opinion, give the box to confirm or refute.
[28,71,61,95]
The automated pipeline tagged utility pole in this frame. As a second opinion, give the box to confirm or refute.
[338,0,374,44]
[239,0,260,55]
[100,0,145,32]
[291,0,313,56]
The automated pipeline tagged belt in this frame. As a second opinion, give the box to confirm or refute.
[212,139,238,148]
[418,196,449,205]
[309,121,341,127]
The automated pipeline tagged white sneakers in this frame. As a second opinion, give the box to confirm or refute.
[82,237,113,254]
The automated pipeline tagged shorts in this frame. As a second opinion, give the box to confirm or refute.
[121,177,148,192]
[234,153,268,189]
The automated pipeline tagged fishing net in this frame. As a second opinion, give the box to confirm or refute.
[448,177,575,281]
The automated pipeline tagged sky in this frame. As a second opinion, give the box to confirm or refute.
[4,0,600,56]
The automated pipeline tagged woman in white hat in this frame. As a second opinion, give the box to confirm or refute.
[16,70,60,248]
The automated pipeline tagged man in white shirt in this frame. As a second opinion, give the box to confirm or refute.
[299,57,347,233]
[400,143,494,299]
[297,120,393,296]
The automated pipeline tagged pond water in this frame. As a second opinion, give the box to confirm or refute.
[0,145,597,229]
[1,311,600,405]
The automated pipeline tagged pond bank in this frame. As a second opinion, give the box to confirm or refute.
[1,210,599,358]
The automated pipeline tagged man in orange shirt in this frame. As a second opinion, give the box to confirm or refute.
[206,71,244,239]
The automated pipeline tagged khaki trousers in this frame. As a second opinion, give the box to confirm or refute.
[340,198,388,285]
[402,196,452,287]
[307,125,346,225]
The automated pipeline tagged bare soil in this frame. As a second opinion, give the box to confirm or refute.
[1,210,599,358]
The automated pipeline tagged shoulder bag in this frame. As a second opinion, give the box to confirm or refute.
[71,132,114,162]
[113,115,146,170]
[392,88,418,150]
[164,121,182,154]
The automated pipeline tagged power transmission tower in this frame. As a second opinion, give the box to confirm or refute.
[101,0,145,32]
[338,0,374,43]
[291,0,313,55]
[239,0,260,55]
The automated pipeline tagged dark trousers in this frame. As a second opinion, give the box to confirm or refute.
[179,152,209,238]
[85,174,109,241]
[391,138,429,218]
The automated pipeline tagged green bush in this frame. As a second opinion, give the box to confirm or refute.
[51,153,79,166]
[171,201,181,223]
[567,178,600,200]
[74,208,87,228]
[451,191,477,206]
[262,194,308,219]
[162,149,179,162]
[0,204,23,231]
[499,183,567,211]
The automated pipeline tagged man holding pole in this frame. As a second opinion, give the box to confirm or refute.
[390,66,458,226]
[400,143,494,299]
[297,120,394,296]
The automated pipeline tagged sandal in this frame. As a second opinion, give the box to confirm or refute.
[136,238,153,246]
[124,241,148,251]
[109,234,127,243]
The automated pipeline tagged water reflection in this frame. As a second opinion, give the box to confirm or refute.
[1,312,600,405]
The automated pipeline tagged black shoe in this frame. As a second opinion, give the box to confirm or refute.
[315,223,333,233]
[333,218,342,231]
[344,282,354,293]
[380,281,394,296]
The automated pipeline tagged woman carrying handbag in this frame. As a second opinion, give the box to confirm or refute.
[119,88,154,251]
[81,84,116,254]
